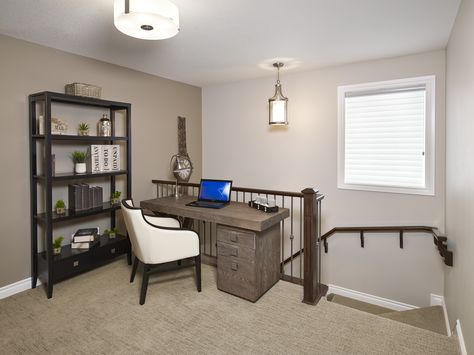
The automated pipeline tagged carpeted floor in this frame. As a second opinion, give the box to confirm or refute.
[0,259,459,354]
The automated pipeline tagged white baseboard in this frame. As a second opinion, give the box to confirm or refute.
[455,319,467,355]
[327,284,417,311]
[430,294,451,336]
[0,278,40,300]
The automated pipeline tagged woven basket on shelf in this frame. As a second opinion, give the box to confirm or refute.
[65,83,102,98]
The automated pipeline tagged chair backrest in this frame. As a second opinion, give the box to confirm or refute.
[121,199,144,260]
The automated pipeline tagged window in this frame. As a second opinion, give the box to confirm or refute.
[337,76,435,195]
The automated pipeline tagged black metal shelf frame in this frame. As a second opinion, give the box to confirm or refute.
[29,91,132,298]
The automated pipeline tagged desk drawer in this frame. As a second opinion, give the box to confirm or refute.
[217,225,255,249]
[217,255,256,301]
[217,242,255,262]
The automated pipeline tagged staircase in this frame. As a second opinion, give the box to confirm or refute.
[327,294,448,335]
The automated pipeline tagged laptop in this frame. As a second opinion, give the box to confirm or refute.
[186,179,232,209]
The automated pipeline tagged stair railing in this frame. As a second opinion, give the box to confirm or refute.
[321,226,453,266]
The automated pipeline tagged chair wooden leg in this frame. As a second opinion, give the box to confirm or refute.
[195,255,201,292]
[130,256,139,283]
[140,265,150,305]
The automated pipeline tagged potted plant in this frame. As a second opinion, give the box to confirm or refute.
[55,199,66,215]
[71,150,87,174]
[111,191,121,204]
[104,227,119,239]
[78,122,90,136]
[53,236,64,255]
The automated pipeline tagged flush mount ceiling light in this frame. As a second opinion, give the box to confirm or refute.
[114,0,180,40]
[268,62,288,125]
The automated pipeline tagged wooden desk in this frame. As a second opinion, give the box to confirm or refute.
[141,196,289,301]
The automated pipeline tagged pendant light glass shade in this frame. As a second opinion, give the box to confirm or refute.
[268,63,288,125]
[114,0,180,40]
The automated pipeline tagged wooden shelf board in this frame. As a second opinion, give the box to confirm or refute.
[34,170,128,181]
[32,134,128,141]
[35,201,121,223]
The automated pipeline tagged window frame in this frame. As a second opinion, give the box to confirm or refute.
[337,76,436,196]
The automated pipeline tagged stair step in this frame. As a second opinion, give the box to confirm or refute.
[327,294,447,335]
[326,294,393,315]
[379,306,447,335]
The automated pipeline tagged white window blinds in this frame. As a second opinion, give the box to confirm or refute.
[343,87,427,189]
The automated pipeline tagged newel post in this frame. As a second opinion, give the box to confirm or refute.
[302,188,326,305]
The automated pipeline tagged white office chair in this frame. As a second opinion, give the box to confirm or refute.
[121,199,201,305]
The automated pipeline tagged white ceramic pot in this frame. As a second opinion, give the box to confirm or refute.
[53,247,61,255]
[75,163,86,174]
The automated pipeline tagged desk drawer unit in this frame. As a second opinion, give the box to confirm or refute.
[216,224,280,302]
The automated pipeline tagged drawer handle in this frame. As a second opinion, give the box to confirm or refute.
[73,260,79,267]
[231,262,238,271]
[110,248,116,254]
[230,234,238,242]
[231,248,238,257]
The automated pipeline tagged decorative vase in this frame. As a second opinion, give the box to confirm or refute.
[53,247,61,255]
[98,114,111,136]
[55,207,66,215]
[78,129,89,136]
[75,163,86,174]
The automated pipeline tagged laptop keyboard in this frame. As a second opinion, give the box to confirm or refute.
[194,201,223,207]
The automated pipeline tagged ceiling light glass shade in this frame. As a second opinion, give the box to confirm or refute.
[114,0,180,40]
[269,83,288,125]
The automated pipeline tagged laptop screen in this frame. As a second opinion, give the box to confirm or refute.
[198,179,232,202]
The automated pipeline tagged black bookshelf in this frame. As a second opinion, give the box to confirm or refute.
[29,91,132,298]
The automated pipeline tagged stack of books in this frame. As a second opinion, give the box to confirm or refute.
[68,184,103,211]
[71,228,99,249]
[87,145,120,173]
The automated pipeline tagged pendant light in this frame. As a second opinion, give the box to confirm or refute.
[114,0,180,40]
[268,62,288,125]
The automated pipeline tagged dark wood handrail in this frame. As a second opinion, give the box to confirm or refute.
[152,179,325,199]
[321,226,453,266]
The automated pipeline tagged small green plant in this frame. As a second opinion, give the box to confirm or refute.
[55,200,66,209]
[78,122,89,131]
[71,150,87,163]
[111,191,121,199]
[104,227,119,239]
[53,236,64,249]
[104,227,119,235]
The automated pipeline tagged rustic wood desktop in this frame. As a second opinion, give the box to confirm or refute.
[140,195,289,302]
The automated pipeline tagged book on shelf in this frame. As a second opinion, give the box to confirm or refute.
[71,228,99,248]
[71,238,99,250]
[68,184,83,211]
[111,145,120,171]
[68,184,103,210]
[87,145,102,173]
[87,145,121,173]
[74,227,99,236]
[102,145,111,172]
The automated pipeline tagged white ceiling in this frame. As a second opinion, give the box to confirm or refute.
[0,0,461,87]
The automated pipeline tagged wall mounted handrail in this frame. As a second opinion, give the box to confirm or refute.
[152,179,326,305]
[321,226,453,266]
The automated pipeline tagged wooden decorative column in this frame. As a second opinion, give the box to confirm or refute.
[302,188,327,305]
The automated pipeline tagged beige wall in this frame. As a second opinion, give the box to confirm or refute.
[0,35,202,288]
[203,50,446,306]
[446,0,474,350]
